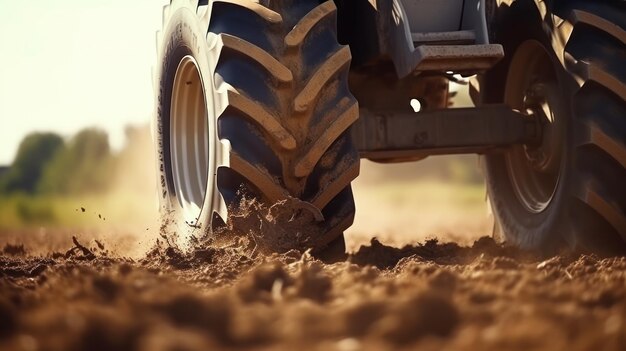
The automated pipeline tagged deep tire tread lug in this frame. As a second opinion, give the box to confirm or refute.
[285,1,337,47]
[576,183,626,241]
[311,160,360,209]
[228,152,288,203]
[294,46,352,112]
[570,9,626,45]
[218,33,293,83]
[211,0,282,23]
[220,90,296,151]
[294,102,358,177]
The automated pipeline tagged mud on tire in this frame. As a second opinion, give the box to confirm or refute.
[155,0,359,253]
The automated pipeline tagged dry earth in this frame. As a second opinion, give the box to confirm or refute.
[1,227,625,351]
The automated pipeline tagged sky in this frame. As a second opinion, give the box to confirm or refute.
[0,0,168,164]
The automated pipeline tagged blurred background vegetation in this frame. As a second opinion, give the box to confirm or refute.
[0,125,156,229]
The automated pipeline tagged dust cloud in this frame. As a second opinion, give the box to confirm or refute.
[347,158,493,250]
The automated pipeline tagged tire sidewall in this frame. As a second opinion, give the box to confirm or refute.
[155,3,219,244]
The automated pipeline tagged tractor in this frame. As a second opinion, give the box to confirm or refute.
[154,0,626,258]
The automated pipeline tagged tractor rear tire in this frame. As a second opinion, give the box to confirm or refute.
[154,0,360,255]
[482,1,626,254]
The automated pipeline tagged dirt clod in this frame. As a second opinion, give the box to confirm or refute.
[2,244,26,256]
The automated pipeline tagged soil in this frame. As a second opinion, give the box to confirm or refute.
[1,224,625,351]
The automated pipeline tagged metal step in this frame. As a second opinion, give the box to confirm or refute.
[411,44,504,72]
[412,30,476,46]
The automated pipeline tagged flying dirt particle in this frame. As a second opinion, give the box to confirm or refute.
[65,236,96,260]
[98,214,102,219]
[95,240,105,251]
[81,207,86,213]
[185,220,201,229]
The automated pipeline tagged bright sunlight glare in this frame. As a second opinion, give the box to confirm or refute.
[0,0,168,164]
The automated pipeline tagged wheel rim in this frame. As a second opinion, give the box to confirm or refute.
[170,55,209,222]
[504,41,563,214]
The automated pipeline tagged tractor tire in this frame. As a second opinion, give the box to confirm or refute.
[154,0,360,255]
[481,1,626,254]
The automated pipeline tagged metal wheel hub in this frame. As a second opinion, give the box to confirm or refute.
[170,56,209,222]
[522,83,561,174]
[504,41,564,214]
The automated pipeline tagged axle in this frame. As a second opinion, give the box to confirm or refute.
[351,105,540,161]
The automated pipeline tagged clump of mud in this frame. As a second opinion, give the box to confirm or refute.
[158,194,331,260]
[1,228,626,350]
[217,196,328,255]
[350,236,530,269]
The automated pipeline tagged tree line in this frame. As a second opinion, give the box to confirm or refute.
[0,126,150,196]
